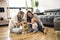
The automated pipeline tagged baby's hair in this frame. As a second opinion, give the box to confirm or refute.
[31,18,37,22]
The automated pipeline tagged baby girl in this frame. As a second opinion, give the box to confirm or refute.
[31,18,38,33]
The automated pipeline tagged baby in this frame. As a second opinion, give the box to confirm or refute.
[31,18,38,33]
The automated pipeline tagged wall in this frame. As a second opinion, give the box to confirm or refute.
[38,0,60,12]
[0,0,60,19]
[0,0,7,19]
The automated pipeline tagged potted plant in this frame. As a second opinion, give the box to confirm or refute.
[34,0,40,13]
[35,1,39,8]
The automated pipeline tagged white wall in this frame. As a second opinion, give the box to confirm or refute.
[38,0,60,12]
[0,0,7,19]
[0,0,60,19]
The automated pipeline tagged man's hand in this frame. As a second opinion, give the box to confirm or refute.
[14,22,20,27]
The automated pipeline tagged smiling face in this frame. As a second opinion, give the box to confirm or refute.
[18,11,24,18]
[18,13,24,18]
[27,12,33,17]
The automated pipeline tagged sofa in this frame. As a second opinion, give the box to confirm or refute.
[38,9,60,27]
[54,17,60,31]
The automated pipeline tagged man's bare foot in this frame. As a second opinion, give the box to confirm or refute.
[44,28,48,34]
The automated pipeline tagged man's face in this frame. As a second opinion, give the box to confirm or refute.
[27,13,33,17]
[18,13,24,18]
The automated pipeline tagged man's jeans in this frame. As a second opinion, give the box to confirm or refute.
[10,26,22,34]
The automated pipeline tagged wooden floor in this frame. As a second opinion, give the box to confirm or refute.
[0,26,59,40]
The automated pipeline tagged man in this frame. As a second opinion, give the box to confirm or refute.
[9,11,24,33]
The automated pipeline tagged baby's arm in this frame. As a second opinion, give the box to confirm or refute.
[35,23,38,28]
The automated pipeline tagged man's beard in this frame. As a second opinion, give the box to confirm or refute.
[17,16,22,22]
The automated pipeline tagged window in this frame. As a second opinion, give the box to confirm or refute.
[9,9,19,17]
[7,0,33,18]
[9,0,25,7]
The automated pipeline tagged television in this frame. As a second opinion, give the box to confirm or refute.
[0,7,4,12]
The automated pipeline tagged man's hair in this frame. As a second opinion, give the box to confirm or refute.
[18,11,24,14]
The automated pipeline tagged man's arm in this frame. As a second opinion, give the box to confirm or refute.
[9,19,14,30]
[14,22,20,27]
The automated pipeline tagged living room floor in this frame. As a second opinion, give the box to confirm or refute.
[0,26,59,40]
